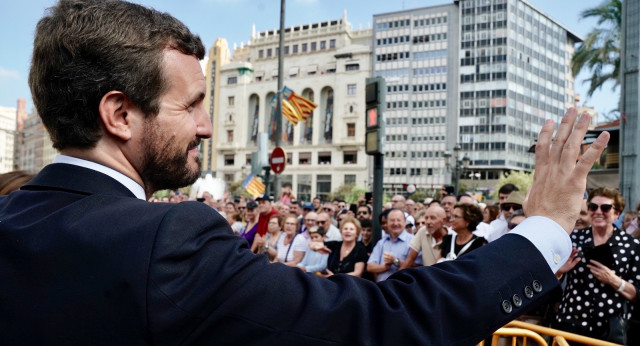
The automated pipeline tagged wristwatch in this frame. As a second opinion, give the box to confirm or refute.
[393,258,401,267]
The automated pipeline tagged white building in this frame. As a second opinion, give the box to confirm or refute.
[0,106,16,173]
[207,13,372,201]
[373,0,579,194]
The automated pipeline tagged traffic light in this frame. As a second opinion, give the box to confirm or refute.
[365,77,385,155]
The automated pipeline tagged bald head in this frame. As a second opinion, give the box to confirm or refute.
[425,205,446,235]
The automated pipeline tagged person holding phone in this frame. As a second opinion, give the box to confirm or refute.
[554,187,640,343]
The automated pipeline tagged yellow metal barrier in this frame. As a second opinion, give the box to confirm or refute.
[477,320,624,346]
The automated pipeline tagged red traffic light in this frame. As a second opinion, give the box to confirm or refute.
[367,108,378,128]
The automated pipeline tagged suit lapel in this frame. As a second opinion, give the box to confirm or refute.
[22,163,137,198]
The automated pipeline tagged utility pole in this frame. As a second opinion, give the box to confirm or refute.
[273,0,286,200]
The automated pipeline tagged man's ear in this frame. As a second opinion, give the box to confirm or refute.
[98,91,134,141]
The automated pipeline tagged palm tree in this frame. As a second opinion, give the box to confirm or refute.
[571,0,621,97]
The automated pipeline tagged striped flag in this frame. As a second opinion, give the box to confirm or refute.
[242,173,266,198]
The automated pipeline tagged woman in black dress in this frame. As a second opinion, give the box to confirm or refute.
[321,217,368,277]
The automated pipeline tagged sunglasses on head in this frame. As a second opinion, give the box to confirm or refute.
[501,204,522,211]
[588,203,614,213]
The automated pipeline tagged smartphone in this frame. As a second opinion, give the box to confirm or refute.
[583,244,615,269]
[365,192,372,203]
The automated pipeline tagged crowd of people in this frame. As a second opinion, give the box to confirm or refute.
[150,182,640,344]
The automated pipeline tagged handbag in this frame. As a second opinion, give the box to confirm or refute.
[437,235,476,263]
[605,303,628,345]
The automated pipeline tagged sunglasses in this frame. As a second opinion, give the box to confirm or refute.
[357,211,369,215]
[323,208,333,211]
[588,203,614,213]
[317,220,327,224]
[501,204,522,211]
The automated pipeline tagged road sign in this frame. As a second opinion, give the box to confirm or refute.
[270,147,286,174]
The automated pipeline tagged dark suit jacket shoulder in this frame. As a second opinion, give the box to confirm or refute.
[0,164,559,345]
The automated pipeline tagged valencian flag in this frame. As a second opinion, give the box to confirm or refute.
[242,173,266,198]
[270,86,317,125]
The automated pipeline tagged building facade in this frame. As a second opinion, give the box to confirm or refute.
[15,110,55,173]
[206,13,372,201]
[373,0,580,195]
[0,105,17,173]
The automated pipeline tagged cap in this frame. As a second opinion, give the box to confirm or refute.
[308,226,326,236]
[302,202,314,210]
[256,195,274,202]
[246,201,258,209]
[502,191,525,205]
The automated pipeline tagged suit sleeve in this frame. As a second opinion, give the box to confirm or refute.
[147,202,560,346]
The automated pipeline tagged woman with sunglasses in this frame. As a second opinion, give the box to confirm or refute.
[554,187,640,344]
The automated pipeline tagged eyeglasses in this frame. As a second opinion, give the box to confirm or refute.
[284,222,298,226]
[357,211,369,215]
[323,208,333,211]
[304,218,316,222]
[317,220,327,224]
[501,204,522,212]
[588,203,614,213]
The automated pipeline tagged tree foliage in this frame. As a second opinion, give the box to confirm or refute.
[571,0,621,97]
[328,185,367,204]
[491,170,534,200]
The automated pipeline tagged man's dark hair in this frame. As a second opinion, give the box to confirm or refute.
[379,208,392,223]
[498,184,519,195]
[360,218,372,228]
[29,0,205,150]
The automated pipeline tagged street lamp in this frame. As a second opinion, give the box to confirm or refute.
[443,144,470,196]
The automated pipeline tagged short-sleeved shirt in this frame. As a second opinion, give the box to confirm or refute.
[368,231,414,282]
[325,241,368,275]
[276,234,307,263]
[409,227,442,266]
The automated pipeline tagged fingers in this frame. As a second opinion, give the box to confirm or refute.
[576,130,610,178]
[533,119,555,178]
[550,108,579,162]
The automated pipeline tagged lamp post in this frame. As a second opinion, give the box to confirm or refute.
[443,144,470,196]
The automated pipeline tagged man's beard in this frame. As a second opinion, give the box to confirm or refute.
[140,122,202,194]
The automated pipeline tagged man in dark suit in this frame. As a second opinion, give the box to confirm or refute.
[0,0,610,344]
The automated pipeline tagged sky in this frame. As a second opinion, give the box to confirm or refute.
[0,0,618,121]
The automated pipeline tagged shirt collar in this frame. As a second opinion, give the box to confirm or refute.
[53,155,146,200]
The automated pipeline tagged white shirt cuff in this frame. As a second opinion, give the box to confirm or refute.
[509,216,572,274]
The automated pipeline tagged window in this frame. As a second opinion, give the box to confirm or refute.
[224,154,235,166]
[228,96,234,105]
[302,43,307,52]
[316,174,332,201]
[318,152,331,165]
[293,44,298,53]
[345,63,360,71]
[284,46,289,55]
[224,173,234,183]
[299,152,311,165]
[347,84,357,95]
[227,76,237,85]
[245,154,252,165]
[344,174,356,186]
[258,50,264,58]
[226,130,233,142]
[267,48,272,57]
[311,42,317,51]
[343,151,357,164]
[329,39,336,48]
[320,41,326,49]
[347,123,355,137]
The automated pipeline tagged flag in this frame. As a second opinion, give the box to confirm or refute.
[242,173,266,198]
[281,86,317,125]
